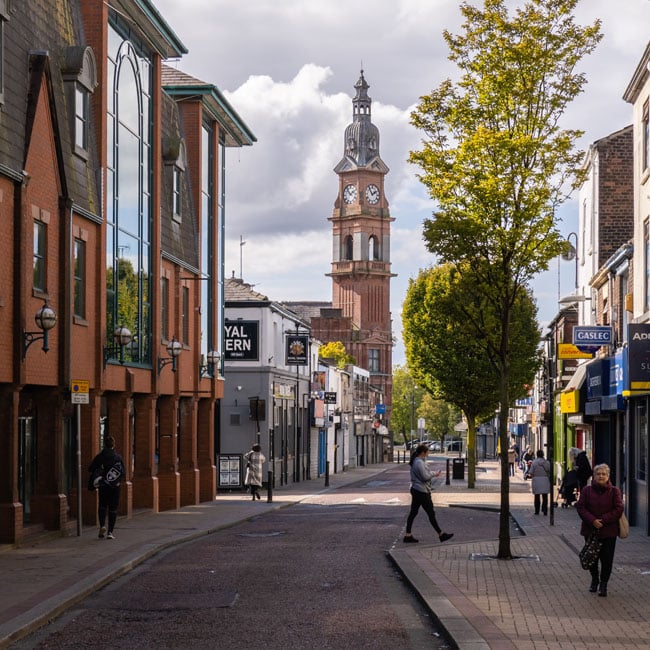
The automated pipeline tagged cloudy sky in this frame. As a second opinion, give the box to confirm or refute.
[154,0,650,365]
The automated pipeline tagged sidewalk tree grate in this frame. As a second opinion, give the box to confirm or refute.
[237,531,286,538]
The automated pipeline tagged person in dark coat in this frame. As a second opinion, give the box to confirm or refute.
[88,436,125,540]
[571,447,592,490]
[576,463,623,597]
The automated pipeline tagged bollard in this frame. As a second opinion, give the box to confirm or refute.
[445,458,450,485]
[267,470,273,503]
[325,460,330,487]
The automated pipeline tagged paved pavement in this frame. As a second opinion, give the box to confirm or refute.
[1,459,649,649]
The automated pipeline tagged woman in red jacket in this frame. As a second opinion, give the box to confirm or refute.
[576,464,623,597]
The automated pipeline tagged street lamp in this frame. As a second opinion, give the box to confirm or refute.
[22,301,57,360]
[103,325,132,368]
[544,332,556,526]
[558,232,591,306]
[158,336,182,374]
[199,349,221,378]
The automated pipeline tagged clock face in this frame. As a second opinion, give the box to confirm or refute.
[343,184,357,204]
[365,184,380,204]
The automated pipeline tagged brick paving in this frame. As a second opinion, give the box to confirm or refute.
[1,459,648,649]
[390,460,650,650]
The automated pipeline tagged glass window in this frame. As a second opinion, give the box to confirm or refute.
[182,286,190,345]
[105,20,152,366]
[646,220,650,313]
[368,349,380,373]
[161,277,169,341]
[33,221,46,291]
[75,86,89,150]
[637,401,647,482]
[0,15,4,103]
[172,167,182,219]
[73,239,86,317]
[369,235,379,261]
[642,102,650,170]
[201,124,213,362]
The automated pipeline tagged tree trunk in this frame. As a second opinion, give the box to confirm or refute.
[497,364,512,558]
[467,413,476,488]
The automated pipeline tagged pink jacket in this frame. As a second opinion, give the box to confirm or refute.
[576,480,623,539]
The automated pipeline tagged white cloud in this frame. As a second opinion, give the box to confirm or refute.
[155,0,650,365]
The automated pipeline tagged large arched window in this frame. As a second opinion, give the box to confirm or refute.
[368,235,380,261]
[344,235,353,261]
[105,17,152,366]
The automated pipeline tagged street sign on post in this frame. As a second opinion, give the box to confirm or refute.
[70,380,89,404]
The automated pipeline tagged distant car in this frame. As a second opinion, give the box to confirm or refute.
[428,441,442,452]
[446,441,463,453]
[405,439,420,450]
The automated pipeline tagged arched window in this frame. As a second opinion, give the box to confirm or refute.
[344,235,353,260]
[368,235,379,261]
[105,19,152,366]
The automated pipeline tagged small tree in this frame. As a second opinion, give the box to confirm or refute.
[319,341,356,368]
[409,0,601,558]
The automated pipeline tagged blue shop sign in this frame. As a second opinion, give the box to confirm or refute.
[586,358,609,399]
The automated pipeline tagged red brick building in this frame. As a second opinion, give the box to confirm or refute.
[0,0,254,545]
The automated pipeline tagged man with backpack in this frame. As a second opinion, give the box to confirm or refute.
[88,436,125,539]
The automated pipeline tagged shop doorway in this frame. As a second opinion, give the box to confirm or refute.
[18,417,37,523]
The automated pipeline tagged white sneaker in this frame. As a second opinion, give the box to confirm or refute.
[107,532,115,539]
[98,527,106,539]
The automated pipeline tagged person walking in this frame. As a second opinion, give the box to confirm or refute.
[244,443,265,501]
[88,436,125,540]
[576,463,623,597]
[522,446,534,478]
[526,449,550,515]
[403,443,453,544]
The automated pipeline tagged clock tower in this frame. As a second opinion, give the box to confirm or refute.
[329,70,394,416]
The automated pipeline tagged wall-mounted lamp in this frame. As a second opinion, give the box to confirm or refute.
[22,301,57,360]
[158,336,182,375]
[103,325,132,369]
[199,350,221,378]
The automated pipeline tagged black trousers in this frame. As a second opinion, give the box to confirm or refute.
[534,493,548,514]
[589,536,617,584]
[406,488,441,535]
[98,484,121,532]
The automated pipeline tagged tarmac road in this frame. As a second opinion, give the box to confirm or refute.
[10,461,512,650]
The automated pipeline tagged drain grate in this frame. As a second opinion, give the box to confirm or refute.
[470,553,540,561]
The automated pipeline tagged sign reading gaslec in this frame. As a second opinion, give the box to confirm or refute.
[71,379,89,404]
[572,326,613,346]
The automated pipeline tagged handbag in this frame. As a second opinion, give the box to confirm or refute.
[579,530,602,570]
[619,512,629,539]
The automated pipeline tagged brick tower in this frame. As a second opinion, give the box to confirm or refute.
[327,70,394,415]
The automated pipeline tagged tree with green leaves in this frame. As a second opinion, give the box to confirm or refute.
[318,341,356,368]
[409,0,601,557]
[403,264,539,488]
[417,393,459,443]
[391,365,425,446]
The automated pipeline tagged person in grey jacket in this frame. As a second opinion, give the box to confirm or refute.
[403,443,454,544]
[526,449,551,515]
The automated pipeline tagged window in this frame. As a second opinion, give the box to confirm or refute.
[161,277,169,341]
[33,221,46,291]
[105,18,152,366]
[182,286,189,345]
[75,85,89,150]
[637,401,647,482]
[73,239,85,318]
[641,102,650,171]
[368,235,379,261]
[0,0,8,106]
[201,124,214,362]
[368,348,380,373]
[646,220,650,313]
[344,235,353,260]
[172,166,182,219]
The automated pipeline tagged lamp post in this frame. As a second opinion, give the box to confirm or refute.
[102,325,133,368]
[545,332,555,526]
[199,349,221,378]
